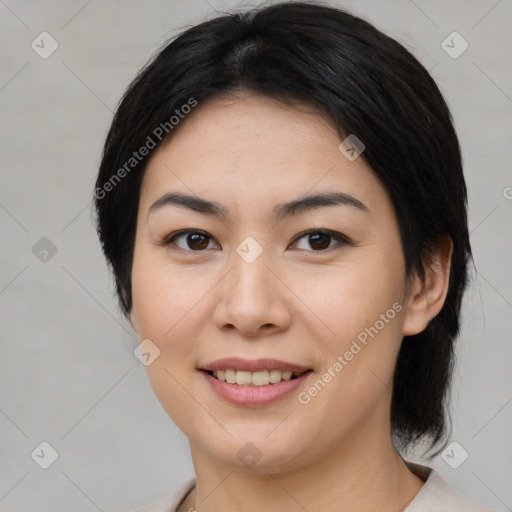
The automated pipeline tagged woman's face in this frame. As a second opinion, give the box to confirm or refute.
[130,93,415,471]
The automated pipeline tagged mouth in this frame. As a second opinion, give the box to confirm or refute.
[199,358,313,407]
[205,368,308,386]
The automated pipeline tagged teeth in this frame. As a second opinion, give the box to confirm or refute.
[269,369,282,383]
[211,369,301,386]
[236,371,252,385]
[252,370,270,386]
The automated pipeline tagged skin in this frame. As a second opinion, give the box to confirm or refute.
[130,92,453,512]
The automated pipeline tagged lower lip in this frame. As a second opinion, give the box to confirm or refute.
[201,370,312,407]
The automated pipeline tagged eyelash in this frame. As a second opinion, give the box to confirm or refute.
[159,229,352,253]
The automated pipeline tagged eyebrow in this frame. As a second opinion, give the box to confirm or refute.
[147,190,369,222]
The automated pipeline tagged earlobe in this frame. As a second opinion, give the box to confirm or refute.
[402,236,453,336]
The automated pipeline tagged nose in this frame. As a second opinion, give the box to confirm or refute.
[212,252,293,338]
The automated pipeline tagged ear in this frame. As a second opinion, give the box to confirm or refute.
[402,236,453,336]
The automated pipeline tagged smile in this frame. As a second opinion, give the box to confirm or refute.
[209,369,305,386]
[200,358,313,407]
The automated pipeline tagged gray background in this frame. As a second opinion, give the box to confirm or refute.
[1,0,511,511]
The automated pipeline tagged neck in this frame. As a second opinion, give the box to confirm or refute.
[179,419,424,512]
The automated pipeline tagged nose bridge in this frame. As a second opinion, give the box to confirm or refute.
[212,239,292,335]
[228,241,274,308]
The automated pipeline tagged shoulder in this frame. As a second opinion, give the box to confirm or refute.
[405,462,502,512]
[111,469,504,512]
[119,479,196,512]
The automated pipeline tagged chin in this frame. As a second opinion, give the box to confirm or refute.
[190,424,314,473]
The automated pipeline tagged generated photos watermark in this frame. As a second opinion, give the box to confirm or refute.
[94,97,198,200]
[298,301,403,404]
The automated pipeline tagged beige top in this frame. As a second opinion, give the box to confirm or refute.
[125,461,501,512]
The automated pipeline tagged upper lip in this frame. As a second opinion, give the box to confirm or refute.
[200,357,311,373]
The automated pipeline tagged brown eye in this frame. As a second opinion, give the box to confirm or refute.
[307,232,331,250]
[162,228,350,253]
[291,230,351,252]
[185,232,210,250]
[164,230,218,251]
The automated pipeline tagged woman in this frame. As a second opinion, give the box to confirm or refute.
[95,2,500,511]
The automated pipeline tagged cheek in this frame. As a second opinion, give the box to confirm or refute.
[131,247,204,338]
[306,251,406,390]
[130,251,207,407]
[310,256,404,340]
[130,251,207,430]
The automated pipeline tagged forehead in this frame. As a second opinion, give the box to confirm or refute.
[139,93,390,220]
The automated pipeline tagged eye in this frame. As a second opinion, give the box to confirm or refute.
[161,228,351,253]
[162,230,219,251]
[290,229,351,252]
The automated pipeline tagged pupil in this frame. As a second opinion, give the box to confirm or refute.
[189,233,208,250]
[309,232,330,250]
